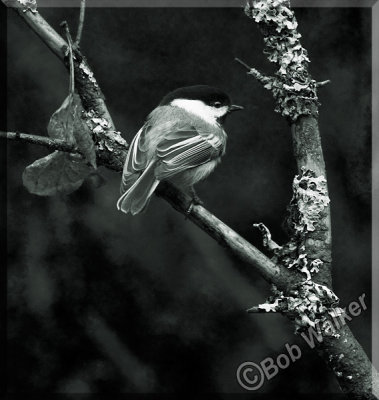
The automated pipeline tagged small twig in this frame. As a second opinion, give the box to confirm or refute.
[246,306,266,313]
[316,80,331,88]
[75,0,86,48]
[0,130,80,154]
[235,58,274,87]
[253,222,282,252]
[246,305,277,313]
[235,57,253,71]
[247,68,275,87]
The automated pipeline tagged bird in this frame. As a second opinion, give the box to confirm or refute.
[117,85,243,215]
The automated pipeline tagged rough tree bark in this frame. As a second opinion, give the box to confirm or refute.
[241,1,377,397]
[2,0,378,397]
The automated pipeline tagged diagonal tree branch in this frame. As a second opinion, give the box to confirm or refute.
[0,127,301,290]
[1,1,303,293]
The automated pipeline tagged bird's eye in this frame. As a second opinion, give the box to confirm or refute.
[213,102,222,108]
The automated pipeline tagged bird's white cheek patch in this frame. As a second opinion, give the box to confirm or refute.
[171,99,220,126]
[215,106,229,119]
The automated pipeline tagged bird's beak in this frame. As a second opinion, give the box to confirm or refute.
[228,104,244,113]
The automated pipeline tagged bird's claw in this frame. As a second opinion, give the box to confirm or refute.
[185,195,204,219]
[186,202,194,217]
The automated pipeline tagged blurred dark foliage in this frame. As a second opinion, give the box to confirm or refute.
[4,6,371,394]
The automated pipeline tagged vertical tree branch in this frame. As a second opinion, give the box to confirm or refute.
[290,110,332,287]
[242,0,378,397]
[242,0,332,286]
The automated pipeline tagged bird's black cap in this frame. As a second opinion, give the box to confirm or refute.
[160,85,231,107]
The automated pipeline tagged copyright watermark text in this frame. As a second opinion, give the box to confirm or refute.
[236,293,367,390]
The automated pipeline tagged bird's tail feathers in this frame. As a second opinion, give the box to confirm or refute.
[120,172,139,194]
[117,161,159,215]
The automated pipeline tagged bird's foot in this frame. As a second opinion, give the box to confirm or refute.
[189,187,204,206]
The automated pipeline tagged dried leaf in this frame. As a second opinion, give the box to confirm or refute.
[23,94,98,196]
[48,94,97,168]
[72,94,97,168]
[22,151,92,196]
[47,94,76,143]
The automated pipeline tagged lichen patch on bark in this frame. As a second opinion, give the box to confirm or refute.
[245,0,320,121]
[288,168,330,234]
[254,281,341,334]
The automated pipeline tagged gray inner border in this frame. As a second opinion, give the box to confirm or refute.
[6,0,379,391]
[6,0,378,7]
[372,0,378,382]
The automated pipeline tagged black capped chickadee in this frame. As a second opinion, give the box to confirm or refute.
[117,85,243,215]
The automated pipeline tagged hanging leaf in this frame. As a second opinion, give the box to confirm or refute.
[23,28,98,197]
[47,93,97,168]
[24,84,98,196]
[22,151,92,196]
[47,94,76,143]
[72,94,97,169]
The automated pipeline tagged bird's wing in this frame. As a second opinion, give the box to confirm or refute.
[120,123,152,193]
[121,106,225,191]
[155,124,224,180]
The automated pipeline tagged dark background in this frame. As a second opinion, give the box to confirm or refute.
[4,5,372,395]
